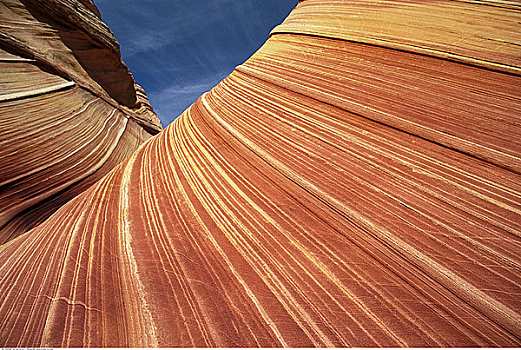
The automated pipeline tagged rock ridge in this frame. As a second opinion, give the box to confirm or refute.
[0,0,162,243]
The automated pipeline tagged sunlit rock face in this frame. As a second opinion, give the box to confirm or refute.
[1,0,521,347]
[0,0,162,243]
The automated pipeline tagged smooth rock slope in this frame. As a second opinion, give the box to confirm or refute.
[0,0,162,243]
[1,0,520,347]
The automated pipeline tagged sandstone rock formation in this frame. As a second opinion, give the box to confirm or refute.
[0,0,162,243]
[1,0,520,347]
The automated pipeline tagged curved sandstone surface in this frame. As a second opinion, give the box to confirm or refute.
[0,0,162,243]
[1,0,520,347]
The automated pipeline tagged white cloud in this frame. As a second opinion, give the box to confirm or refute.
[148,70,228,125]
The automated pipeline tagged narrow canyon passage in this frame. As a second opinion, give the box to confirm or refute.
[0,0,520,347]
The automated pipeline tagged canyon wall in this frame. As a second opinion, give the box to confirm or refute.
[1,0,520,347]
[0,0,162,243]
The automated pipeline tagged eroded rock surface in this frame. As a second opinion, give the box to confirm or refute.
[0,0,162,243]
[1,0,520,347]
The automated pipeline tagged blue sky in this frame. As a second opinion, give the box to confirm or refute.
[93,0,298,126]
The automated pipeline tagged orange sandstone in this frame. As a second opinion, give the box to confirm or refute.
[0,0,162,243]
[0,0,520,347]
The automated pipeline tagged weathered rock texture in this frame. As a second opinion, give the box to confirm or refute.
[0,0,162,243]
[1,0,521,347]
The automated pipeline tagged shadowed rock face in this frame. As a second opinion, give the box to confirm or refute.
[1,0,521,347]
[0,0,162,243]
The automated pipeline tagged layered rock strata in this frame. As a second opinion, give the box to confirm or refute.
[1,0,520,347]
[0,0,162,243]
